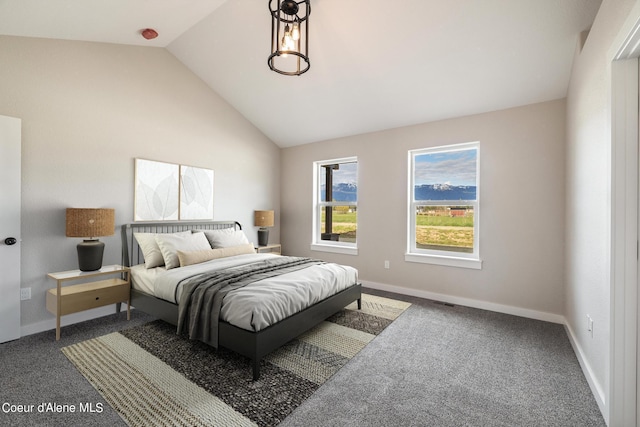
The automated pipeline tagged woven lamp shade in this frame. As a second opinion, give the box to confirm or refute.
[66,208,115,238]
[254,210,274,228]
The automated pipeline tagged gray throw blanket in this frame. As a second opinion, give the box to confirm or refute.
[176,256,324,347]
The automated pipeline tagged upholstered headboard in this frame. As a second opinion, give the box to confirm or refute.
[121,221,241,267]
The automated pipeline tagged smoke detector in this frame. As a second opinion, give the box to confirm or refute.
[141,28,158,40]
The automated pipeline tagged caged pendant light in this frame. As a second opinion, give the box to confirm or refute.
[268,0,311,76]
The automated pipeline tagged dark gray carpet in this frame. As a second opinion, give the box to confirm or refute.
[0,310,153,427]
[280,291,605,427]
[0,289,605,427]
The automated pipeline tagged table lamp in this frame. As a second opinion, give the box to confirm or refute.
[66,208,115,271]
[254,210,274,246]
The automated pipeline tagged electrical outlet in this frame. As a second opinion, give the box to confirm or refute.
[587,315,593,337]
[20,287,31,301]
[384,260,390,269]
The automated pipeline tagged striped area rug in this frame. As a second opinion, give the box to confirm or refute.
[62,294,410,427]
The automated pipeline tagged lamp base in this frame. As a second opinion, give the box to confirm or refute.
[77,239,105,271]
[257,228,270,246]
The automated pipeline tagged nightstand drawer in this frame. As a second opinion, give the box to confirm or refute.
[46,278,129,315]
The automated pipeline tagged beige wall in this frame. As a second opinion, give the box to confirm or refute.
[565,0,638,416]
[281,99,566,318]
[0,36,280,333]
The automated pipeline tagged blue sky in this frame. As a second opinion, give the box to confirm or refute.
[414,148,477,186]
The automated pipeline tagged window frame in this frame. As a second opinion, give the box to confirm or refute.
[406,142,482,269]
[311,156,358,255]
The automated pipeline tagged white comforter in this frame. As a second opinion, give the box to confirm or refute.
[130,253,359,332]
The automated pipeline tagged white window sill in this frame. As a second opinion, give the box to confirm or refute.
[311,243,358,256]
[405,253,482,270]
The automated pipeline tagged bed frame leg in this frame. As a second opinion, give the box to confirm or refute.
[252,359,260,381]
[357,297,362,310]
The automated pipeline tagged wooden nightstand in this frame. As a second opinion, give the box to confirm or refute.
[46,265,130,340]
[255,244,281,255]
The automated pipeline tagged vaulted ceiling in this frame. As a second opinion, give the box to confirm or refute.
[0,0,602,147]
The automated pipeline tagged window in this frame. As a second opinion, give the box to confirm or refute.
[407,142,481,269]
[312,157,358,255]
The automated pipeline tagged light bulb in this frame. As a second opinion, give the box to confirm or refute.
[281,26,295,52]
[291,22,300,41]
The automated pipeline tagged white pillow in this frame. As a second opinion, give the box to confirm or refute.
[155,232,212,270]
[203,228,250,248]
[134,231,191,269]
[177,244,256,267]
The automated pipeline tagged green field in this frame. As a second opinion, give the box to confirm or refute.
[417,214,473,250]
[322,212,356,223]
[320,211,356,242]
[322,212,473,249]
[416,215,473,227]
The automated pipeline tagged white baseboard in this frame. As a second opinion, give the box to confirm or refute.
[362,280,565,324]
[20,305,124,338]
[362,279,607,423]
[563,321,607,423]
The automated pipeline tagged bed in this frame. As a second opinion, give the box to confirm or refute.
[121,220,362,380]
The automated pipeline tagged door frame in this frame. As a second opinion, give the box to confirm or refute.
[610,3,640,425]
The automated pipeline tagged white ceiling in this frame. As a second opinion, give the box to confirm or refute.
[0,0,602,147]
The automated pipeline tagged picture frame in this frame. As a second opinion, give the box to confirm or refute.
[134,159,179,221]
[180,165,214,220]
[134,158,214,221]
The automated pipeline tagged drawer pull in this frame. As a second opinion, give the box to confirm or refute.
[95,297,100,300]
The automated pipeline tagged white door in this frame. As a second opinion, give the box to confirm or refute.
[0,115,21,343]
